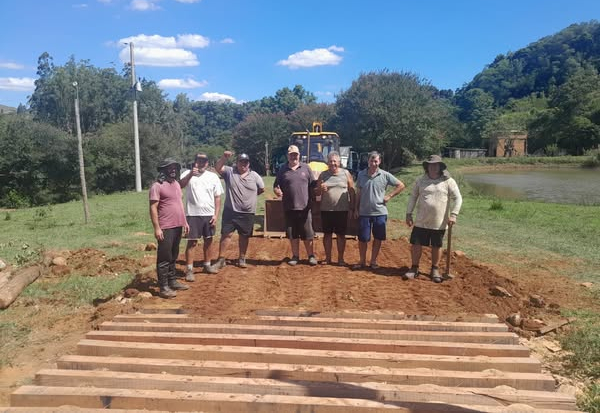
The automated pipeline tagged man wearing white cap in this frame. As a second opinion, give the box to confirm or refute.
[212,150,265,270]
[274,145,318,266]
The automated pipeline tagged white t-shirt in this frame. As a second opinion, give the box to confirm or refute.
[181,169,224,216]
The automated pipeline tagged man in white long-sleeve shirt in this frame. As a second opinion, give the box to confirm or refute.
[405,155,462,283]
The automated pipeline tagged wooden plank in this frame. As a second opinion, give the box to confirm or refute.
[85,330,530,357]
[0,409,170,413]
[254,309,499,323]
[139,306,187,314]
[77,340,541,372]
[99,321,518,344]
[55,356,555,390]
[112,314,510,332]
[34,369,576,409]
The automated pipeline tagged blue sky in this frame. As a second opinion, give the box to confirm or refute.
[1,0,600,108]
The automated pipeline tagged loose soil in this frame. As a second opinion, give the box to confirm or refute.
[1,234,599,406]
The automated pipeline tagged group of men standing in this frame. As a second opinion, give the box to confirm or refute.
[149,147,462,299]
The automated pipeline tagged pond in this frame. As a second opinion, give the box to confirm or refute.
[462,168,600,205]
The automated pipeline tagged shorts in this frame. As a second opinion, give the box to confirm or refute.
[221,209,254,237]
[358,215,387,242]
[410,226,445,248]
[321,211,348,235]
[284,209,314,240]
[186,215,215,240]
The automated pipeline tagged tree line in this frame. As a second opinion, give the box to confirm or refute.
[2,20,600,207]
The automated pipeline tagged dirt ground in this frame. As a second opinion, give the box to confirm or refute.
[1,234,599,406]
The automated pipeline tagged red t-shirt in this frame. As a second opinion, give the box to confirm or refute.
[149,180,187,229]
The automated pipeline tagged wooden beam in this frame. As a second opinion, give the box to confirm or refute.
[113,314,509,332]
[99,321,518,344]
[35,369,575,409]
[84,330,530,357]
[56,356,555,390]
[76,340,541,372]
[11,386,575,412]
[254,309,499,323]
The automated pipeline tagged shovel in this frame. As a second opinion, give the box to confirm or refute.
[443,224,455,280]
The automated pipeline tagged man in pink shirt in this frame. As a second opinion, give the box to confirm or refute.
[149,158,190,298]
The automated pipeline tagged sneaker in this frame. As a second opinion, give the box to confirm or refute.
[185,269,195,282]
[308,255,318,266]
[169,279,190,290]
[212,257,226,271]
[337,260,347,267]
[370,262,380,270]
[431,267,442,283]
[203,264,218,274]
[351,263,367,271]
[404,267,419,280]
[238,257,248,268]
[287,256,299,266]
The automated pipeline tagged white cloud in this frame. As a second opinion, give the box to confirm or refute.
[199,92,239,103]
[0,77,35,91]
[174,0,200,3]
[73,3,89,8]
[97,0,112,3]
[119,46,198,67]
[220,38,234,44]
[118,34,209,48]
[315,91,334,97]
[177,34,209,48]
[0,62,24,70]
[277,45,344,69]
[130,0,160,11]
[158,78,207,89]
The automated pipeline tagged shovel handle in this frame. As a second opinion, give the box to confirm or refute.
[445,224,452,275]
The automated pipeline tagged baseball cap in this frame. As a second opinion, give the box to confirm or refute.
[237,153,250,161]
[287,145,300,154]
[195,153,209,162]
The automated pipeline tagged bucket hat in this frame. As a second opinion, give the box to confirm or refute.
[422,154,447,171]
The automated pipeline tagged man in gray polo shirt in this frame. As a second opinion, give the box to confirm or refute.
[213,150,265,270]
[353,151,405,270]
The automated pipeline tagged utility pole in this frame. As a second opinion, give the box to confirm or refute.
[129,42,142,192]
[73,82,90,223]
[265,141,270,176]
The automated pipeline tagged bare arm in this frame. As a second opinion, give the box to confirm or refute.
[211,194,221,226]
[179,169,194,188]
[215,151,233,175]
[346,170,356,211]
[384,180,406,203]
[149,200,163,241]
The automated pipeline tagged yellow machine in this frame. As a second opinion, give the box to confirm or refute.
[264,122,357,237]
[289,122,340,178]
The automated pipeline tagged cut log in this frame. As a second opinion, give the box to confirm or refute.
[0,266,41,309]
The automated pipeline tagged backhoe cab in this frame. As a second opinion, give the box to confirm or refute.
[290,122,340,178]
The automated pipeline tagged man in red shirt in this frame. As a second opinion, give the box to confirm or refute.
[149,158,190,298]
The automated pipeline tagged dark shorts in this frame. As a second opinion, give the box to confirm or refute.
[186,215,215,240]
[284,209,314,240]
[358,215,387,242]
[221,209,254,237]
[321,211,348,235]
[410,226,446,248]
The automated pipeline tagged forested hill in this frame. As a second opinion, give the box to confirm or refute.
[460,21,600,106]
[454,20,600,154]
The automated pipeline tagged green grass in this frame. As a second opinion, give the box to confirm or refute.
[578,382,600,413]
[21,273,134,304]
[0,321,31,366]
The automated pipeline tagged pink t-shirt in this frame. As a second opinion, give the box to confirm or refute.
[149,180,187,229]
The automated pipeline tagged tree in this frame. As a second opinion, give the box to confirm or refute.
[232,113,290,175]
[335,70,456,167]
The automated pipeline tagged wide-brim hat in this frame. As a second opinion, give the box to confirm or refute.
[422,154,447,171]
[157,158,181,172]
[287,145,300,154]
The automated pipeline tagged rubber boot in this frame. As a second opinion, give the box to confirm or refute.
[157,264,177,299]
[168,263,189,290]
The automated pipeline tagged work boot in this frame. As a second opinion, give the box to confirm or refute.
[168,264,189,290]
[431,267,442,283]
[212,257,226,271]
[238,257,248,268]
[169,277,190,290]
[157,265,177,299]
[403,266,419,280]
